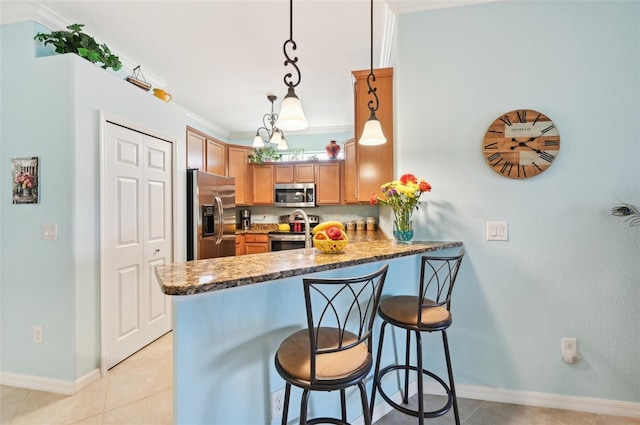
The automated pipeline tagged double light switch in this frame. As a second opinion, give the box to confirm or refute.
[486,222,508,241]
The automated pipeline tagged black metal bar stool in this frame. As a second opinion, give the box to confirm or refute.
[369,250,465,425]
[274,264,389,425]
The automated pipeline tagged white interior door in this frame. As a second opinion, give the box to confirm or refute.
[103,121,173,370]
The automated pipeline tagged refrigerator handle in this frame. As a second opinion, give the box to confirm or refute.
[215,196,223,245]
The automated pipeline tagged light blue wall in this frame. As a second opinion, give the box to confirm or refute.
[1,22,76,380]
[396,1,639,402]
[1,21,188,382]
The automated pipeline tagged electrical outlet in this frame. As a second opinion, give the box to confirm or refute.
[270,388,286,419]
[33,326,43,343]
[562,337,577,352]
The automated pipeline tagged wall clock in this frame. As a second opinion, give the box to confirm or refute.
[482,109,560,179]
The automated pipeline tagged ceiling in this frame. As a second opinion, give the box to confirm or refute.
[2,0,499,140]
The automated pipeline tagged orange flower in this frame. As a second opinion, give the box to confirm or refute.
[400,174,417,185]
[370,192,378,205]
[419,181,431,192]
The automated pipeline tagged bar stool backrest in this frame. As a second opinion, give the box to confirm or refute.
[418,249,465,325]
[303,264,389,384]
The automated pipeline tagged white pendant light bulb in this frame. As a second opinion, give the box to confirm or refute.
[277,88,308,131]
[253,133,265,148]
[277,135,289,151]
[359,111,386,146]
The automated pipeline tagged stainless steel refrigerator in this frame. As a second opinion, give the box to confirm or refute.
[187,169,236,260]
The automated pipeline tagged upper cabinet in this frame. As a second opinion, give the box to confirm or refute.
[187,130,205,170]
[316,161,342,205]
[347,67,394,203]
[186,127,227,176]
[228,144,253,206]
[275,163,315,183]
[252,165,274,205]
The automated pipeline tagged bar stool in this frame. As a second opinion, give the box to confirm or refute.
[274,264,389,425]
[369,250,465,425]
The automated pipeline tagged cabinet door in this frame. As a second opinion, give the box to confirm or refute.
[275,164,294,183]
[316,161,342,205]
[228,145,253,205]
[295,163,315,183]
[235,235,245,256]
[186,130,205,170]
[206,138,226,176]
[344,139,358,203]
[352,68,394,202]
[245,234,269,254]
[252,165,274,205]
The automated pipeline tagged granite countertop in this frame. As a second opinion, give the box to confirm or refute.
[156,234,463,296]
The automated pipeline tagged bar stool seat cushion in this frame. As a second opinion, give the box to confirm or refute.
[277,327,370,381]
[379,295,451,327]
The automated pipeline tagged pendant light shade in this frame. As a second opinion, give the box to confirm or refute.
[359,111,386,146]
[277,0,308,131]
[359,0,386,145]
[276,134,289,151]
[276,88,308,131]
[252,133,265,148]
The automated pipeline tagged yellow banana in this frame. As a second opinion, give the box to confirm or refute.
[312,221,345,235]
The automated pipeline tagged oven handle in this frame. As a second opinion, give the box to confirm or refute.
[268,234,306,242]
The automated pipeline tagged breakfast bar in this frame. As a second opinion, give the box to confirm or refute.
[155,236,463,424]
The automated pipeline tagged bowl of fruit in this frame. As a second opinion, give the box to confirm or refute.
[312,221,348,254]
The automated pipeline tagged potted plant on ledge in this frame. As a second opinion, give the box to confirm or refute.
[34,23,122,71]
[248,146,282,165]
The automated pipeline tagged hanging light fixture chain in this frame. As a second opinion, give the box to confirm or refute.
[282,0,301,89]
[366,0,379,113]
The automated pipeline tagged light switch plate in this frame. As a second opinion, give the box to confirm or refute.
[486,221,508,241]
[43,223,58,241]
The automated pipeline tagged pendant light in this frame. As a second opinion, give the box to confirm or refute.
[359,0,386,146]
[253,95,289,149]
[276,0,308,131]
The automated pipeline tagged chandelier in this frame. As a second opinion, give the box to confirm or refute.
[275,0,308,131]
[253,95,289,150]
[358,0,386,145]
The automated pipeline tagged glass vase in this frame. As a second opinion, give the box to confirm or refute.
[393,220,414,243]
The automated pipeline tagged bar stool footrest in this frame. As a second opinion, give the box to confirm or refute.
[375,364,453,419]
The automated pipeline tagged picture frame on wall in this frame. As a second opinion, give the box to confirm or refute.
[12,157,39,204]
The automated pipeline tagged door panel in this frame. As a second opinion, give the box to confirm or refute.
[104,122,173,369]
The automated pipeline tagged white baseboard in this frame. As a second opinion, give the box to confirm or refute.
[0,369,101,395]
[355,381,640,424]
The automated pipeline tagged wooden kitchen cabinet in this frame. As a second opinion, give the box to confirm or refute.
[205,138,226,176]
[235,235,245,256]
[244,234,269,254]
[316,161,342,205]
[252,165,274,205]
[187,129,205,170]
[275,163,315,183]
[186,127,227,176]
[347,67,394,203]
[228,144,253,205]
[344,140,357,203]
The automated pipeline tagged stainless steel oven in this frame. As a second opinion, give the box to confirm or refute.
[268,214,319,251]
[269,233,307,251]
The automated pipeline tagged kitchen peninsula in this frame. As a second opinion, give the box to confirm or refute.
[155,236,463,424]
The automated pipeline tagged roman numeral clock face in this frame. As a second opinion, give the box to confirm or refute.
[482,109,560,179]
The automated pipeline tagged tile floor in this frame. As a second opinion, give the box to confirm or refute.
[1,332,638,425]
[1,332,172,425]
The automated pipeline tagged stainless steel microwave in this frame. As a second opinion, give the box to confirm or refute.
[274,183,316,208]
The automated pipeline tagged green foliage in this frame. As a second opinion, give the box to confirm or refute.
[34,23,122,71]
[248,146,282,165]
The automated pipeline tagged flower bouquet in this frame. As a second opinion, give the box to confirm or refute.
[370,173,432,242]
